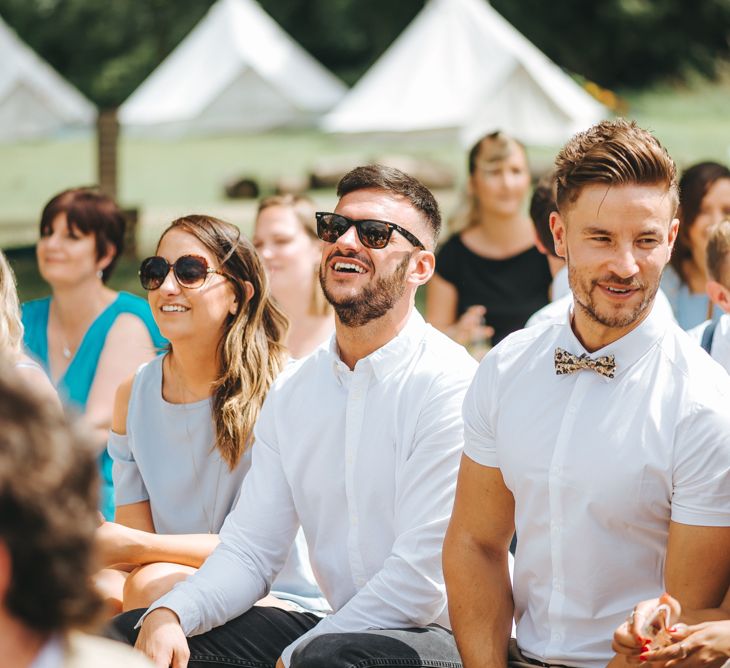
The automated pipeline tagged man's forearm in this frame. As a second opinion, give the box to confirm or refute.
[445,538,513,668]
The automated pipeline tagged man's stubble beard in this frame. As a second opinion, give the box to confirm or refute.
[319,254,411,327]
[567,252,659,329]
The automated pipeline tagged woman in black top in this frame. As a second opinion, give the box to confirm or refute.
[426,131,551,349]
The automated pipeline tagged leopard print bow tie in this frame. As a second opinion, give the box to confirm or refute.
[554,347,616,379]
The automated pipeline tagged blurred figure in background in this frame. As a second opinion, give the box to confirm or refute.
[97,216,324,616]
[21,187,166,520]
[0,364,153,667]
[253,195,334,358]
[427,130,551,348]
[662,161,730,329]
[689,219,730,373]
[0,249,58,405]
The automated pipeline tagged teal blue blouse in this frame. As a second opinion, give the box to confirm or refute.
[22,292,166,520]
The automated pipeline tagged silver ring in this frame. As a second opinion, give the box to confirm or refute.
[627,608,637,626]
[679,643,688,659]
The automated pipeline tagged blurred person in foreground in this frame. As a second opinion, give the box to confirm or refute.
[0,363,153,667]
[112,165,477,668]
[96,215,323,616]
[0,248,58,405]
[688,219,730,373]
[426,131,551,349]
[443,119,730,668]
[253,195,334,358]
[22,187,167,520]
[661,161,730,329]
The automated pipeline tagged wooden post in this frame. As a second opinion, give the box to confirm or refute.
[97,108,138,258]
[97,108,118,200]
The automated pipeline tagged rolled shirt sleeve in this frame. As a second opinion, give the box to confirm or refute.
[462,355,499,468]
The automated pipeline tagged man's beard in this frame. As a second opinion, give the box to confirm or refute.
[320,254,411,327]
[569,264,658,328]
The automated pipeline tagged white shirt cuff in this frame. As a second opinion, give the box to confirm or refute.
[133,588,202,636]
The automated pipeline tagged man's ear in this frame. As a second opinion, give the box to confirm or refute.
[707,280,730,314]
[550,211,567,260]
[408,250,436,287]
[667,218,680,259]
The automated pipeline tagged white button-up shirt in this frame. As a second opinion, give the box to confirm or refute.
[146,310,477,665]
[463,303,730,668]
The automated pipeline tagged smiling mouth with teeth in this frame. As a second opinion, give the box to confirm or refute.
[161,305,190,312]
[333,261,366,274]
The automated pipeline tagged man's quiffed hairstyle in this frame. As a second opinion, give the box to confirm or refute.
[706,219,730,286]
[337,164,441,245]
[0,367,103,633]
[554,119,678,215]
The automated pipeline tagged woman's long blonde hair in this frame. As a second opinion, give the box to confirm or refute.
[0,250,24,359]
[159,216,289,468]
[256,194,332,317]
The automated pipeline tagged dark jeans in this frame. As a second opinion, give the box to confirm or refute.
[111,607,463,668]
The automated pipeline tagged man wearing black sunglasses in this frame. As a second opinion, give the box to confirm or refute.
[118,165,477,668]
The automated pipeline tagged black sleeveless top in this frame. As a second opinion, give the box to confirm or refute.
[436,234,551,344]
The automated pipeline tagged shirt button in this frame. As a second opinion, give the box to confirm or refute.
[552,632,562,641]
[551,523,559,533]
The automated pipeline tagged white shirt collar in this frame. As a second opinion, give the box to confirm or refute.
[558,299,670,381]
[327,309,427,382]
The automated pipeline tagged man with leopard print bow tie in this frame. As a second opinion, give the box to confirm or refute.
[443,119,730,668]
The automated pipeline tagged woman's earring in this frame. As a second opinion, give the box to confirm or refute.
[97,269,104,279]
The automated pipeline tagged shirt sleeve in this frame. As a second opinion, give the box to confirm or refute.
[281,364,474,666]
[671,396,730,527]
[137,390,301,636]
[108,431,149,506]
[462,353,500,467]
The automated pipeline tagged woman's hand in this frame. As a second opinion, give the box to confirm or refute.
[639,621,730,667]
[613,594,682,663]
[448,305,494,348]
[95,520,142,567]
[135,607,190,668]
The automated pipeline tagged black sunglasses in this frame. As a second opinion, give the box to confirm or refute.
[139,254,226,291]
[315,212,425,250]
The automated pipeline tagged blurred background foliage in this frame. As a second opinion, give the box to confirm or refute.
[1,0,729,107]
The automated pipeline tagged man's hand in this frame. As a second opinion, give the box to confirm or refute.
[135,607,190,668]
[640,620,730,667]
[612,594,682,663]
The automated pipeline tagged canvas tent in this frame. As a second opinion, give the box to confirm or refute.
[323,0,606,146]
[119,0,347,136]
[0,15,95,142]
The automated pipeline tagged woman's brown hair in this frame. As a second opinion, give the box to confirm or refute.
[670,161,730,283]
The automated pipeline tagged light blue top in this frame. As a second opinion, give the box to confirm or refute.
[109,354,328,610]
[661,265,722,331]
[109,354,245,534]
[21,291,166,520]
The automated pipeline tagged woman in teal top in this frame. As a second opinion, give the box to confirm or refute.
[22,188,165,519]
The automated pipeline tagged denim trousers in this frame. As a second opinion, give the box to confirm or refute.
[111,606,463,668]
